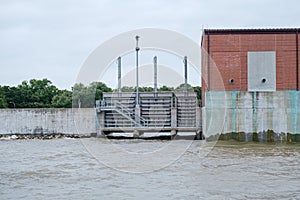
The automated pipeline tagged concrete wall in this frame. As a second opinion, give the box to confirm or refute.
[0,108,96,135]
[202,91,300,142]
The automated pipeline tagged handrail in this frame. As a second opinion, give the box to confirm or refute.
[114,101,149,127]
[98,99,149,127]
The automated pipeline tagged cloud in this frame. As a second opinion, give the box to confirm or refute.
[0,0,300,89]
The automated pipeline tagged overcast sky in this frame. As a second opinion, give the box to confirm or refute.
[0,0,299,89]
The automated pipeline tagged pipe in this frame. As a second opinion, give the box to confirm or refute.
[296,31,299,91]
[117,56,121,93]
[135,35,140,107]
[153,56,158,93]
[184,56,188,94]
[207,34,210,91]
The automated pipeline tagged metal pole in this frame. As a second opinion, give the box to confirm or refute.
[207,33,210,91]
[117,56,121,93]
[184,56,188,94]
[154,56,157,93]
[296,31,299,91]
[135,35,140,107]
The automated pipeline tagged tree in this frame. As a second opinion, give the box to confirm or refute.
[175,84,202,106]
[72,83,90,108]
[29,79,59,107]
[121,86,135,92]
[139,86,154,92]
[0,87,7,108]
[175,83,193,92]
[1,79,59,108]
[16,79,59,108]
[89,82,112,100]
[2,85,23,108]
[72,82,112,108]
[193,86,202,106]
[158,85,174,91]
[52,90,72,108]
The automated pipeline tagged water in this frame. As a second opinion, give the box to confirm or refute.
[0,138,300,200]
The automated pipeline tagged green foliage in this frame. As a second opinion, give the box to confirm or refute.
[72,82,112,108]
[0,79,202,108]
[52,90,72,108]
[139,87,155,92]
[1,79,59,108]
[0,87,7,108]
[174,84,202,106]
[121,86,135,92]
[72,83,92,108]
[158,85,174,91]
[193,86,202,106]
[119,86,155,92]
[17,79,59,108]
[89,82,112,100]
[119,85,176,92]
[175,83,193,92]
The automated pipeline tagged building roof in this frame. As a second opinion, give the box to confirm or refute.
[203,28,300,35]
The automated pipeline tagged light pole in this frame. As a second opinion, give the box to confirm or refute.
[154,56,158,94]
[135,35,140,108]
[183,56,188,94]
[117,56,121,93]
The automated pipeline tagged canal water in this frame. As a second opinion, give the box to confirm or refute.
[0,138,299,199]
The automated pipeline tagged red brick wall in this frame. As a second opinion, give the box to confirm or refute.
[298,34,300,90]
[202,33,300,106]
[202,32,299,97]
[201,35,208,103]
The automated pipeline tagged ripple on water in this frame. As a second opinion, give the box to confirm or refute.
[0,139,300,199]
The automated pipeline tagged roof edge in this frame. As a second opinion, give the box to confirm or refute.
[203,28,300,35]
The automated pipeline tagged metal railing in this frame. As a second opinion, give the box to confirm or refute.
[97,100,149,127]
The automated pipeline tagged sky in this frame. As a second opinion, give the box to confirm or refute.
[0,0,300,89]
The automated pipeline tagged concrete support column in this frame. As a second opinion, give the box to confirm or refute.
[133,129,140,138]
[196,107,201,128]
[171,107,177,128]
[98,111,105,136]
[171,129,177,140]
[135,107,141,125]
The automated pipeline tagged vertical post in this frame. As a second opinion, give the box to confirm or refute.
[207,33,210,91]
[154,56,158,94]
[296,31,299,91]
[78,99,81,108]
[117,56,121,93]
[135,35,140,107]
[184,56,188,94]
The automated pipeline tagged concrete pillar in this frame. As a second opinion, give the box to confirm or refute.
[133,129,140,138]
[171,107,177,128]
[98,129,105,137]
[135,107,141,125]
[90,132,97,137]
[171,129,177,140]
[98,111,105,136]
[99,111,105,128]
[196,107,201,128]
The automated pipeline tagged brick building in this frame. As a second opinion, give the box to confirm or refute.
[201,28,300,142]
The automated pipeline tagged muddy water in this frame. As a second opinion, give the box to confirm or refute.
[0,139,299,199]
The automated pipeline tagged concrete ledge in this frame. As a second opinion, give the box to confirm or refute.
[206,131,300,143]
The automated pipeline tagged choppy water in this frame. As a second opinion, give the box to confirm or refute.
[0,138,300,200]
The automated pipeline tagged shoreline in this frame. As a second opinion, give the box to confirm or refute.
[0,133,200,140]
[0,133,83,140]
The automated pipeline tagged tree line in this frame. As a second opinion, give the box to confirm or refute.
[0,78,201,108]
